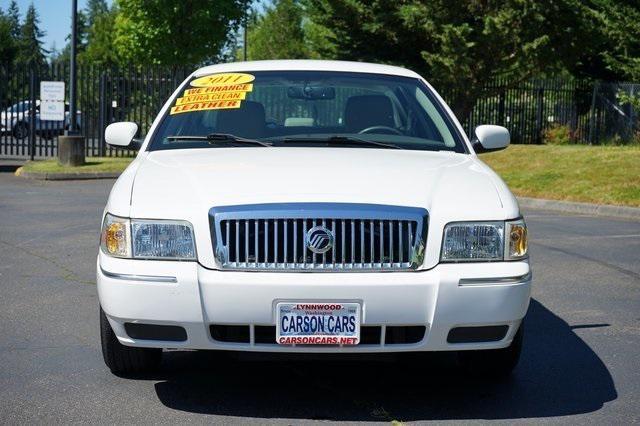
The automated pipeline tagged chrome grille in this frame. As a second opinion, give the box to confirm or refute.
[209,203,428,271]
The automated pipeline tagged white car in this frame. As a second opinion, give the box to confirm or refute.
[98,60,531,377]
[0,100,82,139]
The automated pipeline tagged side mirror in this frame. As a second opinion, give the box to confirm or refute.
[105,122,141,150]
[473,125,510,153]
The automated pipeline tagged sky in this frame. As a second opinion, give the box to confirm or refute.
[0,0,113,52]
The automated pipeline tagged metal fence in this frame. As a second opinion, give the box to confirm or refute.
[0,63,190,159]
[0,63,638,159]
[455,78,640,145]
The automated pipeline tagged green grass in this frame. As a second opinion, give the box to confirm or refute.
[480,145,640,207]
[19,157,133,174]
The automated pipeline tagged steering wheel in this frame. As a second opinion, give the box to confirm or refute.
[358,125,403,135]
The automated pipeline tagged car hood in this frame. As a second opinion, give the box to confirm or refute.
[128,147,516,269]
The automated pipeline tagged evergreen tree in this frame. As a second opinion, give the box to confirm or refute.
[0,7,18,64]
[81,4,118,66]
[7,0,20,39]
[589,0,640,81]
[305,0,596,118]
[15,3,48,68]
[86,0,109,26]
[247,0,310,60]
[53,0,114,67]
[51,10,89,68]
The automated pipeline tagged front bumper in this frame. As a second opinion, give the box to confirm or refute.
[97,253,531,353]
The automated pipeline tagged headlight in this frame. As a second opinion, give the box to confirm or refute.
[131,220,196,260]
[441,219,527,262]
[100,214,196,260]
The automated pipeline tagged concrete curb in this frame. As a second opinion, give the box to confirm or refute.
[15,167,120,181]
[517,197,640,220]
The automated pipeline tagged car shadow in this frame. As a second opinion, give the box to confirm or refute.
[151,299,616,421]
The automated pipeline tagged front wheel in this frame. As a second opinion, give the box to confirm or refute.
[12,122,28,140]
[456,325,523,378]
[100,307,162,375]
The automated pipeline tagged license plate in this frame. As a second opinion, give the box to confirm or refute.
[276,302,361,345]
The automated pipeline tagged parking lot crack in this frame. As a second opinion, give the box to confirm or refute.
[532,240,640,281]
[0,239,94,285]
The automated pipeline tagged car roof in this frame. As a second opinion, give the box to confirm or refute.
[193,60,423,80]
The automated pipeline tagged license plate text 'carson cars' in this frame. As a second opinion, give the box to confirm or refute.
[276,302,361,345]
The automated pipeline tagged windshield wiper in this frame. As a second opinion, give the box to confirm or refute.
[279,135,403,150]
[166,133,271,147]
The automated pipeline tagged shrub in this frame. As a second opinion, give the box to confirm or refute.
[543,124,574,145]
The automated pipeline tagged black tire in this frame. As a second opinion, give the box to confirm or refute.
[12,122,28,140]
[456,325,523,378]
[100,307,162,375]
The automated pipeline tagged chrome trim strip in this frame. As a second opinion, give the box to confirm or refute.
[458,271,532,286]
[100,266,177,283]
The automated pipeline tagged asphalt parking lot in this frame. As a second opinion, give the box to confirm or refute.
[0,172,638,424]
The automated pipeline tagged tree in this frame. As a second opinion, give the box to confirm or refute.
[0,0,21,65]
[305,0,596,118]
[86,0,109,27]
[113,0,250,66]
[0,8,18,65]
[247,0,310,60]
[587,0,640,81]
[15,3,47,68]
[49,10,88,68]
[53,1,114,67]
[302,12,336,60]
[81,2,118,66]
[7,0,20,39]
[82,9,118,66]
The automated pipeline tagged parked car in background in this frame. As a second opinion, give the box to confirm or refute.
[0,100,82,139]
[98,60,531,378]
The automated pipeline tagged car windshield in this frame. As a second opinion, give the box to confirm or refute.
[149,71,466,153]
